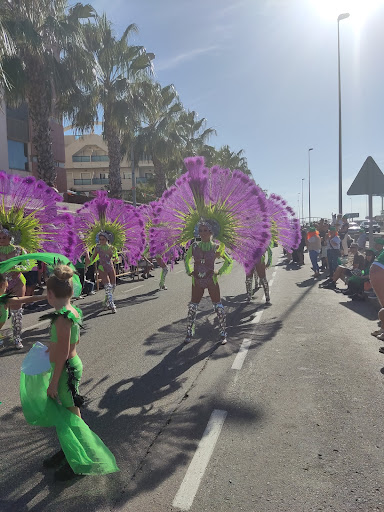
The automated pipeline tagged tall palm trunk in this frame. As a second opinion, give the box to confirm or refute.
[25,55,56,186]
[104,114,122,199]
[152,154,166,198]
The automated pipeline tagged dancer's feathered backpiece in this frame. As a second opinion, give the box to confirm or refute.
[266,194,301,251]
[0,172,76,260]
[75,191,146,266]
[149,156,272,273]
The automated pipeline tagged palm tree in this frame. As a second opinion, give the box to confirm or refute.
[178,110,216,159]
[63,14,154,198]
[205,145,251,175]
[137,82,185,197]
[0,0,95,185]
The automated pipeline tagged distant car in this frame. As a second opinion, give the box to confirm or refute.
[347,222,361,236]
[360,220,381,233]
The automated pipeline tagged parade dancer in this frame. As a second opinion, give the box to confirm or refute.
[0,273,47,348]
[149,156,272,345]
[139,202,181,292]
[75,191,146,313]
[91,232,117,312]
[246,246,272,303]
[0,172,75,348]
[184,220,233,344]
[157,256,168,290]
[245,194,300,303]
[19,264,119,481]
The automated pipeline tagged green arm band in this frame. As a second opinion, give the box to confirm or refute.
[184,245,193,275]
[218,251,233,276]
[266,246,273,268]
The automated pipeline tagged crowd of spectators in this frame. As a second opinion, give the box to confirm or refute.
[285,213,384,353]
[285,214,384,304]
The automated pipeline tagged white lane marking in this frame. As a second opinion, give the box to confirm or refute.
[251,308,264,325]
[173,409,227,511]
[232,265,279,368]
[231,338,252,370]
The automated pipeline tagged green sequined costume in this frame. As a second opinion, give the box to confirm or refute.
[20,306,119,476]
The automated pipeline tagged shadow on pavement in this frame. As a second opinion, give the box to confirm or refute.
[0,283,280,511]
[339,300,377,321]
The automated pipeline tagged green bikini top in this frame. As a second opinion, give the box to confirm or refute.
[41,305,83,344]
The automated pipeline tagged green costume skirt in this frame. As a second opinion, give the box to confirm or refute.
[20,362,119,476]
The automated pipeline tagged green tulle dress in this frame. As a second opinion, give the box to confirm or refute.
[20,307,119,476]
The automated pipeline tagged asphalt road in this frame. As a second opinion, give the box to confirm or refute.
[1,249,384,512]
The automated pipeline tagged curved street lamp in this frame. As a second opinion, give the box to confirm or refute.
[338,12,350,215]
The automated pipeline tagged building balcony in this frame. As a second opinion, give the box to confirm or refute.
[73,178,109,185]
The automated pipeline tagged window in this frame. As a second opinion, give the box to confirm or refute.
[81,172,91,179]
[91,155,109,162]
[72,155,90,162]
[7,139,28,171]
[99,173,108,179]
[123,173,132,180]
[145,173,153,179]
[74,179,91,185]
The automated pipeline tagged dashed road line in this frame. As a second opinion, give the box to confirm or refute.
[173,409,228,511]
[231,338,252,370]
[233,262,280,368]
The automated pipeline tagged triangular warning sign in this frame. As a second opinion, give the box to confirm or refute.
[347,156,384,196]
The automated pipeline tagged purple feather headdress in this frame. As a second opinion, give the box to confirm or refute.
[0,171,76,259]
[266,194,301,251]
[75,191,146,266]
[149,156,272,272]
[139,201,183,265]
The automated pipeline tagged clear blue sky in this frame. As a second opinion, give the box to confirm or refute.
[91,0,384,221]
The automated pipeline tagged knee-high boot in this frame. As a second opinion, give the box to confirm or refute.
[213,302,227,344]
[105,283,116,313]
[245,276,253,301]
[185,302,198,343]
[253,268,260,290]
[260,277,270,304]
[159,266,168,290]
[11,308,23,349]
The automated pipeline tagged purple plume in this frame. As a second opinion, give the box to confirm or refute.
[150,156,272,270]
[0,171,76,259]
[75,191,146,266]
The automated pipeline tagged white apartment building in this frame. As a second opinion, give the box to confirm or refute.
[65,134,154,200]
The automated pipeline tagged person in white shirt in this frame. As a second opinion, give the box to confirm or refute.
[326,226,341,279]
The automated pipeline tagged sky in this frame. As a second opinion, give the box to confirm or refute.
[90,0,384,221]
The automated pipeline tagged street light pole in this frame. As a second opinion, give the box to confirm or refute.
[337,12,350,216]
[308,148,313,225]
[298,193,300,219]
[301,178,305,224]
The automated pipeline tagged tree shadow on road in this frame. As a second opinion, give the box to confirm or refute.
[0,289,279,512]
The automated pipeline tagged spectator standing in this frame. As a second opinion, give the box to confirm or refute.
[332,214,343,231]
[326,226,341,279]
[306,227,321,277]
[339,216,350,256]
